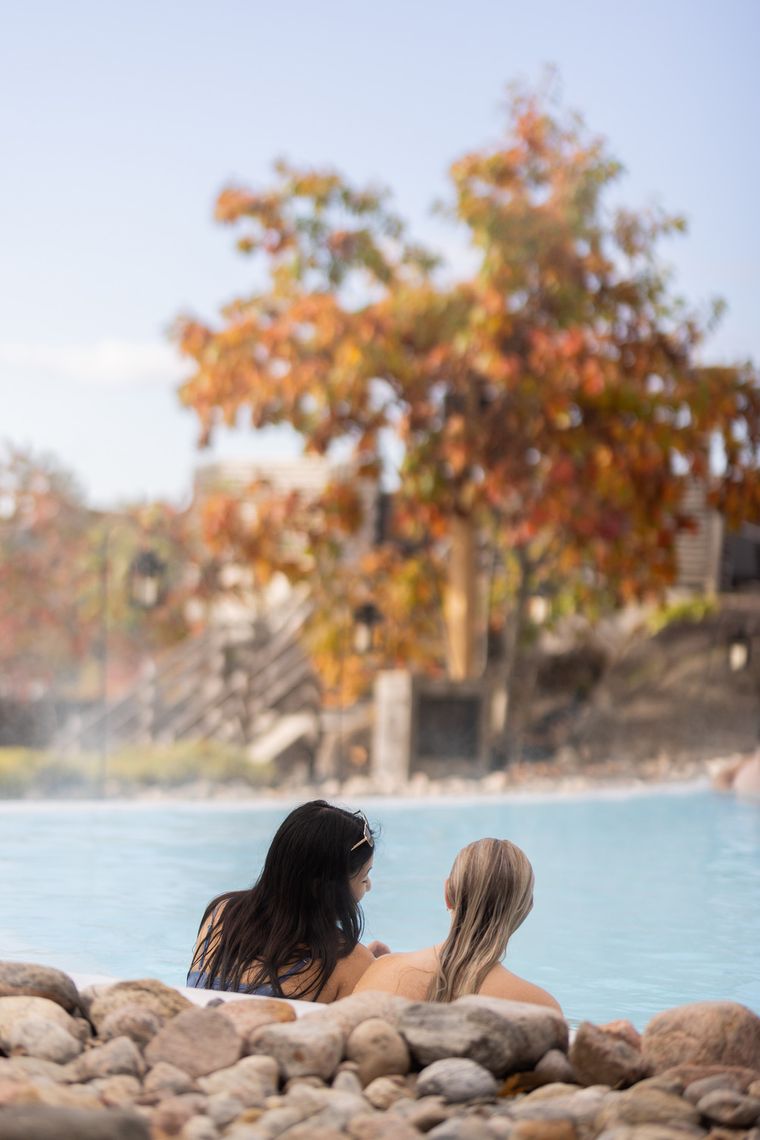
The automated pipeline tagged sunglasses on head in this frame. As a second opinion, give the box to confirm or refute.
[350,810,373,853]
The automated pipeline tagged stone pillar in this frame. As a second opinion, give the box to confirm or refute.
[371,670,414,788]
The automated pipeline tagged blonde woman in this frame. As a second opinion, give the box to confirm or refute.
[353,838,561,1011]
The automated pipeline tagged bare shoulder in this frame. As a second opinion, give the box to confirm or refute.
[323,942,376,1001]
[484,967,563,1014]
[353,948,435,999]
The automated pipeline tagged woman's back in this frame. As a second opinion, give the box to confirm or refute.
[353,837,561,1012]
[189,897,374,1001]
[187,801,377,1001]
[353,946,561,1010]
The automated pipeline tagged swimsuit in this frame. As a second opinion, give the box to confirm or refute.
[186,921,309,995]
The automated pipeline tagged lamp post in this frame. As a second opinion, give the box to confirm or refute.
[726,627,759,743]
[96,540,167,796]
[335,602,384,785]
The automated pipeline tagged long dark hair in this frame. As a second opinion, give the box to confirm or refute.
[190,800,375,999]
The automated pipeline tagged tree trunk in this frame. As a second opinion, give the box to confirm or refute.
[444,514,479,680]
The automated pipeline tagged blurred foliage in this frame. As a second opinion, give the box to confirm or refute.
[0,741,274,798]
[0,444,215,703]
[174,79,760,705]
[646,593,718,634]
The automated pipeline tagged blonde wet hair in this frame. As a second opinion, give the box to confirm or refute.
[427,837,535,1002]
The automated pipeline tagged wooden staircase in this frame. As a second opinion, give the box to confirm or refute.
[53,589,321,765]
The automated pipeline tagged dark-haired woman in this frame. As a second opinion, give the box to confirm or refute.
[186,800,380,1002]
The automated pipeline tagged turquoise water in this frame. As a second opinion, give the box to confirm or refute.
[1,786,758,1028]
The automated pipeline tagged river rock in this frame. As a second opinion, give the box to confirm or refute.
[0,1104,150,1139]
[145,1006,242,1078]
[534,1049,577,1085]
[215,996,295,1047]
[427,1118,496,1139]
[348,1115,421,1139]
[144,1060,197,1095]
[69,1035,146,1081]
[0,995,83,1048]
[179,1117,219,1140]
[416,1056,499,1102]
[322,991,412,1038]
[99,1004,162,1047]
[596,1085,703,1129]
[570,1020,648,1087]
[0,1055,69,1084]
[89,1074,142,1106]
[198,1054,279,1104]
[346,1016,411,1085]
[151,1092,209,1133]
[248,1016,344,1080]
[509,1122,578,1140]
[683,1071,751,1102]
[4,1013,83,1064]
[397,997,565,1076]
[332,1066,364,1096]
[696,1087,760,1127]
[642,1002,760,1073]
[0,962,81,1014]
[87,979,192,1031]
[363,1073,412,1109]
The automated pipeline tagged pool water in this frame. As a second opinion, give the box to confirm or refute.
[1,786,758,1028]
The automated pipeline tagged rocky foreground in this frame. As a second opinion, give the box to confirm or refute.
[1,963,760,1139]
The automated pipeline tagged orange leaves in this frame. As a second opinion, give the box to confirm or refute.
[172,80,760,671]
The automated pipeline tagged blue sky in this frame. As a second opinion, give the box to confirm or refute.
[1,0,758,507]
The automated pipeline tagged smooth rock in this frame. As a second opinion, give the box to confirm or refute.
[332,1068,364,1096]
[427,1118,496,1139]
[0,1056,69,1084]
[570,1020,647,1087]
[0,962,80,1014]
[204,1090,244,1128]
[284,1127,346,1140]
[248,1017,344,1081]
[398,998,565,1076]
[323,991,412,1037]
[144,1060,197,1095]
[684,1072,749,1103]
[734,754,760,799]
[390,1092,451,1130]
[199,1054,279,1104]
[348,1112,421,1138]
[99,1004,162,1048]
[535,1048,578,1085]
[417,1057,498,1103]
[180,1117,220,1140]
[363,1074,412,1109]
[87,979,192,1031]
[89,1074,142,1106]
[216,996,295,1049]
[5,1014,83,1063]
[151,1093,210,1134]
[510,1122,579,1140]
[346,1016,411,1085]
[145,1007,243,1078]
[509,1084,611,1129]
[0,1104,150,1138]
[642,1002,760,1073]
[69,1035,146,1081]
[0,995,82,1048]
[696,1088,760,1127]
[596,1086,702,1129]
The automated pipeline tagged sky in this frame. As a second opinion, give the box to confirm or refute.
[1,0,758,509]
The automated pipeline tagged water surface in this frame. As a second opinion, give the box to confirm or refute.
[1,785,758,1027]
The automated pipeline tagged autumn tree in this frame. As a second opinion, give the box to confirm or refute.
[174,86,760,738]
